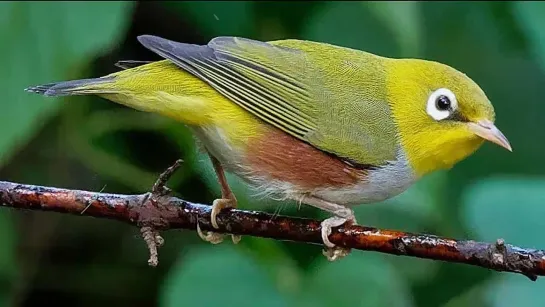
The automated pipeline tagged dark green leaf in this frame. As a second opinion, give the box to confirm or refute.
[298,254,414,307]
[462,177,545,307]
[168,1,254,38]
[512,2,545,73]
[462,177,545,246]
[0,211,16,306]
[0,2,133,165]
[484,274,545,307]
[160,245,289,307]
[302,1,399,58]
[366,1,422,57]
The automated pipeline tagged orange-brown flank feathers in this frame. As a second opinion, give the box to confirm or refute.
[246,127,369,190]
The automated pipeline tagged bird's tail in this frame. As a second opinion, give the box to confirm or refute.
[24,76,117,97]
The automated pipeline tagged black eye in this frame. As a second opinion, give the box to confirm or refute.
[435,95,451,111]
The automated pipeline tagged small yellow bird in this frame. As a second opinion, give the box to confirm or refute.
[26,35,512,260]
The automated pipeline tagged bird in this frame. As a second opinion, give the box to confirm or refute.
[25,35,512,261]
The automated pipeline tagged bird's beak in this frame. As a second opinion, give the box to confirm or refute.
[468,119,512,152]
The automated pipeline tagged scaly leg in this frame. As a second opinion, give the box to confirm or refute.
[197,153,241,244]
[299,195,356,261]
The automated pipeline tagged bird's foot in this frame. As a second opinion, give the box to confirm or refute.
[211,198,235,228]
[196,222,224,244]
[195,197,241,245]
[322,246,352,261]
[320,215,356,261]
[210,197,241,244]
[201,154,242,245]
[295,195,355,261]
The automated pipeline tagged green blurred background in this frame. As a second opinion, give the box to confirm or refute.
[1,1,545,306]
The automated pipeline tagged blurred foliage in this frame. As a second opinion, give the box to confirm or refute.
[0,1,130,164]
[0,1,544,306]
[462,177,545,306]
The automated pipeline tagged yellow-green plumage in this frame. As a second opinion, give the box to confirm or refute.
[64,36,496,178]
[138,37,401,168]
[25,35,510,259]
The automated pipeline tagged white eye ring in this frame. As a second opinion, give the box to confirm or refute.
[426,88,458,121]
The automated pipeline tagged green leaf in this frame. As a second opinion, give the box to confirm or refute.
[441,282,489,307]
[461,177,545,307]
[298,254,414,307]
[512,2,545,73]
[461,176,545,246]
[0,1,133,165]
[374,170,448,223]
[0,211,17,306]
[302,1,399,58]
[366,1,422,57]
[0,212,16,277]
[160,245,289,307]
[167,1,254,37]
[484,275,545,307]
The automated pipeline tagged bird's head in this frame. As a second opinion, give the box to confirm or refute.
[386,58,511,177]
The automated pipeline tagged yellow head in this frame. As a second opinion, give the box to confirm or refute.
[386,58,511,177]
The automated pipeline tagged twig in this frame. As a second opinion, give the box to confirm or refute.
[137,159,182,266]
[151,159,183,197]
[0,179,544,280]
[140,226,164,267]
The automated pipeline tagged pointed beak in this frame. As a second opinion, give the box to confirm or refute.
[468,119,512,152]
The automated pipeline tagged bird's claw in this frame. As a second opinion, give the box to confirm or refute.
[196,222,224,244]
[196,222,241,245]
[212,197,241,244]
[211,198,237,229]
[196,197,241,245]
[320,215,355,261]
[323,246,351,261]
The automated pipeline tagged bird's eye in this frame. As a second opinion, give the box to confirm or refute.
[436,95,451,111]
[427,88,458,121]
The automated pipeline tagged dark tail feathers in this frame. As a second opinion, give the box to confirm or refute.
[25,76,115,97]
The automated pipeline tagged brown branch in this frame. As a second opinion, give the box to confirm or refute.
[0,175,544,281]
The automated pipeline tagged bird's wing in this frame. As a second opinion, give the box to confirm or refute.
[137,35,317,138]
[137,35,397,167]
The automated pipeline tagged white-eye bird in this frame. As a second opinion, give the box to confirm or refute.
[25,35,512,260]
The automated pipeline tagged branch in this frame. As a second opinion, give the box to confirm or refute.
[0,170,543,281]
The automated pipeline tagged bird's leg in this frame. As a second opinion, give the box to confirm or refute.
[197,153,241,244]
[299,196,356,261]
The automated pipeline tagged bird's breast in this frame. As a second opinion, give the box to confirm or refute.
[193,122,368,183]
[198,124,418,206]
[309,149,417,205]
[244,128,371,190]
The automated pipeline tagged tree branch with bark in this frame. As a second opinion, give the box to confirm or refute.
[0,160,543,281]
